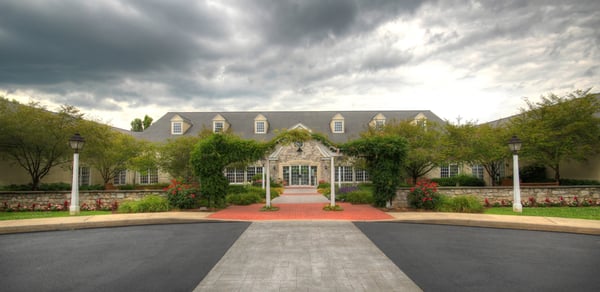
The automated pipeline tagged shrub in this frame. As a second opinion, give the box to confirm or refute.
[345,190,374,204]
[225,185,279,205]
[317,181,330,189]
[118,195,169,213]
[117,184,136,190]
[438,195,484,213]
[226,192,262,205]
[407,180,441,209]
[431,174,485,186]
[164,179,199,209]
[559,179,600,185]
[520,165,547,182]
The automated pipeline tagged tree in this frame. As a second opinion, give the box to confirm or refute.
[190,133,269,208]
[127,140,158,186]
[341,133,408,207]
[131,118,143,132]
[471,124,511,186]
[158,136,201,182]
[82,123,140,185]
[130,115,153,132]
[371,120,443,184]
[0,98,83,190]
[511,89,600,181]
[443,121,510,186]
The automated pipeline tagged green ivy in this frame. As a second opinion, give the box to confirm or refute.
[341,134,408,207]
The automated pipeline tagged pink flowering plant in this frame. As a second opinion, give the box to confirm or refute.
[164,179,200,209]
[407,180,441,210]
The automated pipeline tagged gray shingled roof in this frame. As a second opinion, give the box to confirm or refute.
[135,110,445,143]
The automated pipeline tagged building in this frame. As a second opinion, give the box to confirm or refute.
[134,111,444,186]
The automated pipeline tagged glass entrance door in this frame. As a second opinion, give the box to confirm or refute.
[283,165,317,186]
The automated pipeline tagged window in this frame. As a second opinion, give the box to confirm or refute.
[79,167,90,186]
[172,122,182,134]
[255,121,266,134]
[214,121,224,133]
[333,121,343,133]
[355,169,370,182]
[113,170,127,185]
[225,168,245,184]
[335,166,353,182]
[330,114,345,133]
[471,164,484,179]
[375,119,385,129]
[416,119,427,129]
[246,166,264,181]
[440,163,459,178]
[139,169,158,185]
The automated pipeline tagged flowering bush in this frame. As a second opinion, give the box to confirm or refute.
[407,180,441,210]
[482,196,600,208]
[164,179,199,209]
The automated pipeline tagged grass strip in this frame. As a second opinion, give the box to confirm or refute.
[0,211,112,220]
[484,207,600,220]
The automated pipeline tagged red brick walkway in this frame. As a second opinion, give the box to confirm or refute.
[207,202,393,221]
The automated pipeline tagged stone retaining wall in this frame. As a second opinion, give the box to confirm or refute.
[393,186,600,208]
[0,190,167,210]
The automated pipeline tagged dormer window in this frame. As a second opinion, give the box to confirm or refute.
[412,113,428,129]
[330,113,345,133]
[254,114,269,134]
[212,114,230,133]
[256,121,266,134]
[369,113,386,130]
[214,121,224,133]
[170,114,191,135]
[172,122,182,134]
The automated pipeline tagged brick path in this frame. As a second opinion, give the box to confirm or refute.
[208,203,393,221]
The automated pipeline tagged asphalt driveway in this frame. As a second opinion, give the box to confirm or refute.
[356,222,600,292]
[0,222,250,292]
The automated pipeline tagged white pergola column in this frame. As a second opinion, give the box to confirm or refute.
[261,166,265,189]
[330,156,335,207]
[266,159,271,207]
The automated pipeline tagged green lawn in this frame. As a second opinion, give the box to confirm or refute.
[0,211,112,220]
[484,207,600,220]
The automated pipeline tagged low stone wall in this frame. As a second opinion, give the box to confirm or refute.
[393,186,600,208]
[0,190,167,210]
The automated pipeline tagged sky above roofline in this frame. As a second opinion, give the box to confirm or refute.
[0,0,598,129]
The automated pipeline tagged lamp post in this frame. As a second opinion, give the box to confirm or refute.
[508,135,522,213]
[69,133,85,215]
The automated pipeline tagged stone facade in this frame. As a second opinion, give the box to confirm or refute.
[393,186,600,208]
[270,141,333,186]
[0,190,166,210]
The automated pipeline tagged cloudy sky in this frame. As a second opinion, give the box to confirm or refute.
[1,0,598,129]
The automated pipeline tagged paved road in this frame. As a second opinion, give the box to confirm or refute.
[0,222,250,292]
[356,222,600,292]
[2,221,599,292]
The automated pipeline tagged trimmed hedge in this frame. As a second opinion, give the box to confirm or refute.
[431,174,485,186]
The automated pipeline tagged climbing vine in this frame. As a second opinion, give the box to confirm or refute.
[190,133,270,208]
[341,134,408,207]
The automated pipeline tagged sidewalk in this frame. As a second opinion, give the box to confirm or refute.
[1,209,599,235]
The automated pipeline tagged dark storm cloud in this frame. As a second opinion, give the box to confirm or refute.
[0,0,597,128]
[0,0,230,84]
[239,0,427,46]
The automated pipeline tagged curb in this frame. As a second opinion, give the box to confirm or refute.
[0,218,213,235]
[388,218,600,235]
[2,214,599,235]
